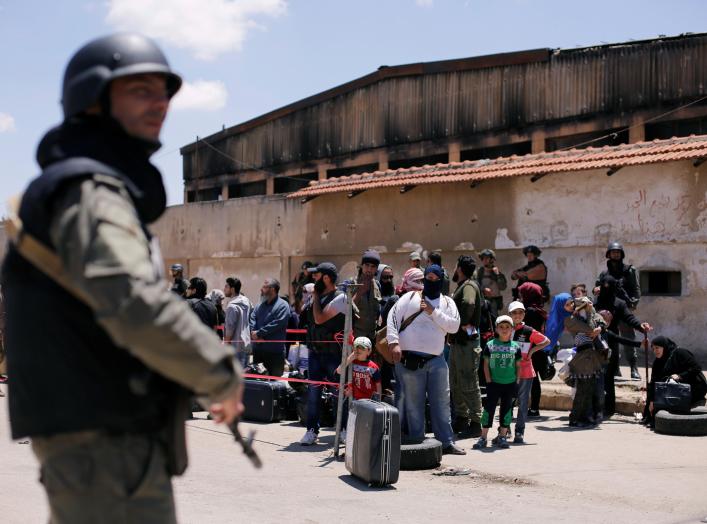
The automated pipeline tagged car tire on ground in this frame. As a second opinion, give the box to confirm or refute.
[654,406,707,436]
[400,438,443,470]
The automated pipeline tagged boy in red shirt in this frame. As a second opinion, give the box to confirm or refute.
[509,301,550,443]
[337,336,382,440]
[338,336,382,400]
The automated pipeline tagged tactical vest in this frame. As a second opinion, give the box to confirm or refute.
[1,158,174,439]
[306,290,345,354]
[453,278,482,341]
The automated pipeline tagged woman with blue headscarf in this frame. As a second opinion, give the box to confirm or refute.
[545,292,572,356]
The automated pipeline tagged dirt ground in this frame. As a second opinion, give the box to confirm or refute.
[2,385,706,524]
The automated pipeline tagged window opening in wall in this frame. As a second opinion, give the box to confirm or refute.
[545,128,628,152]
[326,163,379,179]
[274,172,318,194]
[640,270,682,296]
[228,180,267,199]
[645,116,707,141]
[388,153,449,170]
[195,187,221,202]
[461,142,531,162]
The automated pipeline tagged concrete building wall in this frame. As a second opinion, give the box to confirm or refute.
[0,160,700,359]
[153,159,707,361]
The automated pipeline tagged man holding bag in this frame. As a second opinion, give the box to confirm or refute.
[387,265,464,455]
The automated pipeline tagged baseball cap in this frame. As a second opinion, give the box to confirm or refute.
[508,301,525,313]
[361,249,381,265]
[353,336,372,350]
[409,252,422,261]
[307,262,338,280]
[496,315,514,326]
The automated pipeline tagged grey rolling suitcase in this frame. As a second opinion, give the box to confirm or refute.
[345,399,400,486]
[243,379,288,422]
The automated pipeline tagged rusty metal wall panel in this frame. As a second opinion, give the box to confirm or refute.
[184,35,707,181]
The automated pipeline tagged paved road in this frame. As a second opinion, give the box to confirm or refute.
[1,386,706,524]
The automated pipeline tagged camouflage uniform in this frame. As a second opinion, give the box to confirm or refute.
[16,172,242,524]
[450,278,483,426]
[1,34,242,524]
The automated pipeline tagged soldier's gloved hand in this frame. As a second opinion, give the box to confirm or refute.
[209,383,245,425]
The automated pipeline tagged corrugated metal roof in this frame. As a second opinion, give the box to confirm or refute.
[183,33,707,181]
[288,135,707,199]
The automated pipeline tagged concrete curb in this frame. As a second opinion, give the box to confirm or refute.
[539,382,645,416]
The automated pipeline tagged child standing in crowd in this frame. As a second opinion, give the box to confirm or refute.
[336,337,382,439]
[337,336,382,401]
[508,301,550,444]
[473,316,522,449]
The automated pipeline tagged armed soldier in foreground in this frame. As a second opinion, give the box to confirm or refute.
[1,34,244,523]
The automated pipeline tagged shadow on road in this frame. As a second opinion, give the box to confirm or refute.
[277,434,338,454]
[338,474,397,492]
[534,424,601,433]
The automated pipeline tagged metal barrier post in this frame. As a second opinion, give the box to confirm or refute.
[334,284,356,458]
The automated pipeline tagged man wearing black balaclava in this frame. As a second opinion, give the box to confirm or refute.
[1,34,244,521]
[594,275,651,418]
[386,264,465,454]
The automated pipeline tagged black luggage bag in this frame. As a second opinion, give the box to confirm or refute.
[345,399,400,486]
[654,381,692,414]
[243,379,288,422]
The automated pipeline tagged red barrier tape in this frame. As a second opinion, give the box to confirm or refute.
[225,340,341,344]
[243,373,340,387]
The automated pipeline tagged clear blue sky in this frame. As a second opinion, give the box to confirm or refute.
[0,0,705,214]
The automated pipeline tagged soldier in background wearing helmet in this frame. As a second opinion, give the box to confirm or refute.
[594,241,642,380]
[511,245,550,302]
[170,263,189,297]
[1,34,243,523]
[473,248,507,316]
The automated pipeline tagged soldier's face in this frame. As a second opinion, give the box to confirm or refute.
[110,74,169,141]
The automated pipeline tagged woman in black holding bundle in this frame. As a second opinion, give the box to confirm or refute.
[642,335,707,428]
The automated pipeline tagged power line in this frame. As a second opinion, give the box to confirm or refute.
[195,137,318,183]
[186,94,707,183]
[556,95,707,152]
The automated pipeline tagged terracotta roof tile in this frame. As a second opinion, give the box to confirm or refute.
[288,135,707,199]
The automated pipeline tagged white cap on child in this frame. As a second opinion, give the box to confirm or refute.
[353,336,372,350]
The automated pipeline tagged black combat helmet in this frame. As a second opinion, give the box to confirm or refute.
[62,33,182,118]
[522,245,542,256]
[605,241,625,259]
[478,248,496,260]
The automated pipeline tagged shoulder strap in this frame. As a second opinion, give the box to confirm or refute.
[399,291,424,333]
[5,194,93,307]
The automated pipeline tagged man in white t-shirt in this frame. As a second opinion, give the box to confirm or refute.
[300,262,347,446]
[387,265,465,455]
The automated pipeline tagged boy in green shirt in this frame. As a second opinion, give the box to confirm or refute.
[473,315,522,449]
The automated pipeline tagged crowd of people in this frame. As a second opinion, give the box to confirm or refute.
[169,241,707,453]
